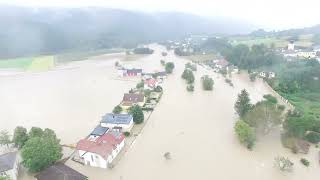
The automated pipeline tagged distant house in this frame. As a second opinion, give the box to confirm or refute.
[215,59,229,69]
[35,163,87,180]
[118,68,142,77]
[120,93,145,110]
[144,78,159,90]
[288,41,295,51]
[297,51,316,59]
[0,152,19,180]
[101,113,134,132]
[259,71,275,79]
[89,126,109,138]
[76,131,125,168]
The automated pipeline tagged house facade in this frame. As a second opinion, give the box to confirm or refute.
[76,131,125,169]
[0,152,19,180]
[101,113,134,132]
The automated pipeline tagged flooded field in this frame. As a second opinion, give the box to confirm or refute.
[1,45,319,180]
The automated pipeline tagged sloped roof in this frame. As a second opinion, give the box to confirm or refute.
[76,131,125,160]
[101,113,133,125]
[90,126,109,136]
[122,93,144,103]
[0,152,17,173]
[35,163,87,180]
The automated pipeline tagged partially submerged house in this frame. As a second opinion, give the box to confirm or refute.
[35,163,87,180]
[0,152,19,180]
[120,93,145,110]
[118,68,142,77]
[214,59,229,69]
[101,113,134,132]
[144,78,159,90]
[76,131,125,168]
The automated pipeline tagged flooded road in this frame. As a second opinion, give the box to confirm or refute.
[1,45,319,179]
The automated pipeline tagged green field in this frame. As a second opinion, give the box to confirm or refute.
[230,35,314,48]
[184,53,217,62]
[0,56,55,71]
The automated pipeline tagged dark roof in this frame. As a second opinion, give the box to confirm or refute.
[127,69,142,74]
[122,93,144,103]
[90,126,109,136]
[101,113,133,125]
[0,152,17,172]
[35,163,87,180]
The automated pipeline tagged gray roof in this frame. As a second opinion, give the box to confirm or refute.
[0,152,17,172]
[101,113,133,125]
[90,126,109,136]
[35,163,87,180]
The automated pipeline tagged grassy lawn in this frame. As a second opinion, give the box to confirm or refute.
[281,92,320,120]
[0,58,34,69]
[27,56,55,71]
[230,35,313,48]
[184,53,216,62]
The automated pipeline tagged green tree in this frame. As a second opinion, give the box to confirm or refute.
[0,130,11,147]
[243,101,283,134]
[136,80,144,89]
[28,127,43,139]
[113,105,123,114]
[129,105,144,124]
[234,89,252,117]
[21,130,62,172]
[181,69,195,84]
[201,75,214,90]
[13,126,28,148]
[234,121,256,149]
[0,175,11,180]
[263,94,278,104]
[165,62,175,74]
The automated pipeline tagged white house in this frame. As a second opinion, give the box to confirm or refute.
[259,71,267,78]
[297,51,317,59]
[101,113,134,132]
[0,152,19,180]
[76,131,125,169]
[288,41,295,51]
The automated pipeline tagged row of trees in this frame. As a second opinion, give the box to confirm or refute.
[234,90,284,149]
[0,127,63,173]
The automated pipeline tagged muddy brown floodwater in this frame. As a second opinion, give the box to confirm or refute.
[1,44,319,180]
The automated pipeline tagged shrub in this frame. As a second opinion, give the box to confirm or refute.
[304,131,320,144]
[300,158,310,167]
[136,81,144,89]
[165,62,175,74]
[274,156,294,172]
[182,69,195,84]
[263,94,278,104]
[186,84,194,92]
[278,105,285,111]
[123,132,131,137]
[201,75,214,91]
[113,105,123,114]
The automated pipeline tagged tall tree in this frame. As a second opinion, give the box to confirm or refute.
[243,101,283,134]
[165,62,175,74]
[234,89,252,117]
[234,120,256,149]
[0,130,11,147]
[129,105,144,124]
[28,127,43,139]
[21,129,62,172]
[13,126,28,148]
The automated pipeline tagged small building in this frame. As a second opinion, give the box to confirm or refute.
[215,59,229,69]
[288,41,295,51]
[144,78,159,90]
[120,93,145,110]
[259,71,275,79]
[35,163,87,180]
[0,152,19,180]
[118,68,142,77]
[76,131,125,169]
[89,126,109,138]
[101,113,134,132]
[297,51,316,59]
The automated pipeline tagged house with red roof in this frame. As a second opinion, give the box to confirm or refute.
[76,131,125,168]
[144,78,159,90]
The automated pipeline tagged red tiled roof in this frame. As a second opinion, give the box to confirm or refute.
[76,132,125,160]
[144,78,157,87]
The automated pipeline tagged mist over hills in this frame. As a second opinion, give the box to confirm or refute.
[0,6,255,59]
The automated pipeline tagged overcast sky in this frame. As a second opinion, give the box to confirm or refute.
[1,0,319,30]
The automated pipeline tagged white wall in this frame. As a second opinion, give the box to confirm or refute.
[101,119,133,132]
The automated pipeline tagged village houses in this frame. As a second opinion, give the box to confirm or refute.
[76,131,125,169]
[118,68,143,77]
